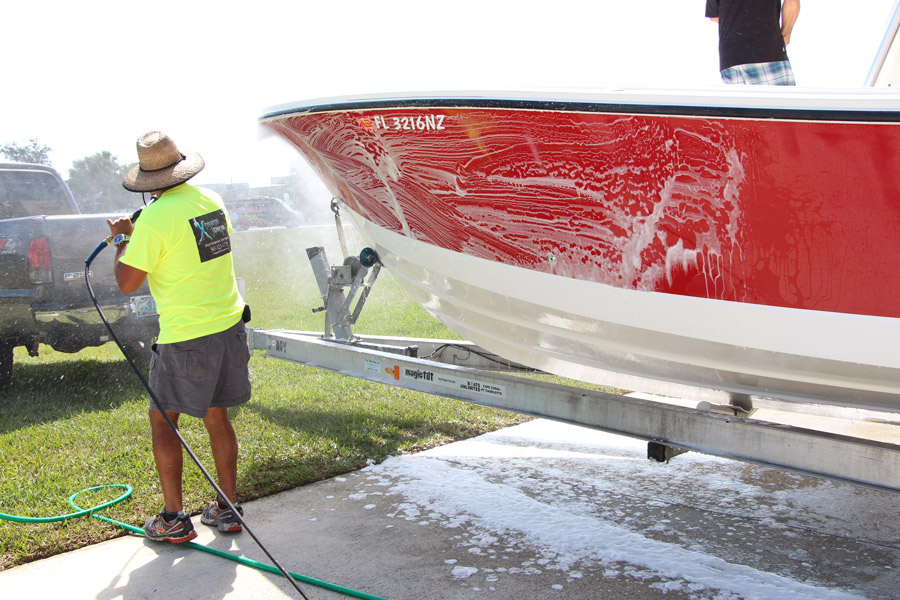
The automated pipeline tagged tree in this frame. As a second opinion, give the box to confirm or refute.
[67,151,137,214]
[0,138,52,165]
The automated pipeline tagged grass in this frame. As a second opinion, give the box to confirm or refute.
[0,225,528,570]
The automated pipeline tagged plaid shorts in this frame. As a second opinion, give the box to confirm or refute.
[721,61,796,86]
[148,320,251,418]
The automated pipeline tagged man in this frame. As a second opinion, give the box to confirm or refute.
[107,131,250,543]
[706,0,800,85]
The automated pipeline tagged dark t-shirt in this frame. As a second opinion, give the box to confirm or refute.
[706,0,788,71]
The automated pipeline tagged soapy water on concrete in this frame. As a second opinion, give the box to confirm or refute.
[346,419,899,599]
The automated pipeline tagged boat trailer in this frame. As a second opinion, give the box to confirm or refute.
[249,245,900,495]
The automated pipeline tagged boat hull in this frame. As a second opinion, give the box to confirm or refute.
[347,206,900,412]
[262,89,900,412]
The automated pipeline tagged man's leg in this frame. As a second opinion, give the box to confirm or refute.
[203,406,238,503]
[144,409,197,543]
[149,409,184,512]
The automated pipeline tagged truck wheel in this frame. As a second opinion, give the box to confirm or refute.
[0,342,13,391]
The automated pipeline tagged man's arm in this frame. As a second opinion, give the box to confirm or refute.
[113,245,147,294]
[782,0,800,45]
[107,216,148,294]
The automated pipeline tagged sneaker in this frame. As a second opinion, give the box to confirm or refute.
[143,511,198,544]
[201,501,244,533]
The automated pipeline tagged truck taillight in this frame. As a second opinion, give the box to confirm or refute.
[27,237,53,284]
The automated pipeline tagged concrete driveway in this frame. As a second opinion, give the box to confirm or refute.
[1,418,898,600]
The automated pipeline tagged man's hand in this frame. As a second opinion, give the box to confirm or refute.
[106,216,146,293]
[107,216,135,238]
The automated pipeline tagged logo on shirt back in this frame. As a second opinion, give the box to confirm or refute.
[190,209,231,263]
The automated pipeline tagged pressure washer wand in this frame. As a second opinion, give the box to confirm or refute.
[84,239,310,600]
[86,206,143,265]
[85,234,114,267]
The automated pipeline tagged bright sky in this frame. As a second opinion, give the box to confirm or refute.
[1,0,896,188]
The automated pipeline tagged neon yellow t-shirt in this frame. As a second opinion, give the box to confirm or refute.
[121,184,244,344]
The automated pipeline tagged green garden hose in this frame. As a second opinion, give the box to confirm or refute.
[1,486,388,600]
[0,484,133,524]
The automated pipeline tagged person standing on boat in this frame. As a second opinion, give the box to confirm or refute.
[106,131,251,543]
[706,0,800,85]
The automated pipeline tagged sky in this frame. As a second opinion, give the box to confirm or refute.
[1,0,897,191]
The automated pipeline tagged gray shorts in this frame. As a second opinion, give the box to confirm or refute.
[148,320,251,418]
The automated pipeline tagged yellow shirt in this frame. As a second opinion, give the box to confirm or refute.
[121,184,244,344]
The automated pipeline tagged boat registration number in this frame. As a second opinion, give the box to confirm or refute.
[360,115,447,132]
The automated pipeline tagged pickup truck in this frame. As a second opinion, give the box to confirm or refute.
[0,162,159,390]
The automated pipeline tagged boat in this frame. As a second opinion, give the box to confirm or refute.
[259,15,900,416]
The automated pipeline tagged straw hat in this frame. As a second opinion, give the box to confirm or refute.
[122,131,204,192]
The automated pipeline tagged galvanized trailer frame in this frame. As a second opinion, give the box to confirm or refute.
[249,245,900,495]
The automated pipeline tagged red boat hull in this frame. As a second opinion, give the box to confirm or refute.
[267,96,900,318]
[262,90,900,410]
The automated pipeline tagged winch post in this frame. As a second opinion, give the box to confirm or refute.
[306,246,381,343]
